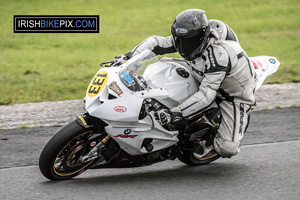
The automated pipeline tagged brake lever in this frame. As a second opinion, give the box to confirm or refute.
[99,61,114,67]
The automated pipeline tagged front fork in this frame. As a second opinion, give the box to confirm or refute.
[81,135,111,163]
[75,113,111,162]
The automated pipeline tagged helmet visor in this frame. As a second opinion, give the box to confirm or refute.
[174,34,203,60]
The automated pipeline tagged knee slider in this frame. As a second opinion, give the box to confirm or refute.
[214,134,240,157]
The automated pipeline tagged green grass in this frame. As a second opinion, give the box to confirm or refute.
[17,124,37,129]
[1,0,300,104]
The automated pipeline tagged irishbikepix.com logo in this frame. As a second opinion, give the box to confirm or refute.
[14,15,99,33]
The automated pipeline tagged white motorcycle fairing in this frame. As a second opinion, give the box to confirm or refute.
[85,50,197,155]
[84,50,280,156]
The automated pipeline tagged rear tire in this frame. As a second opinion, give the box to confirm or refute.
[178,149,220,165]
[39,121,101,180]
[179,120,221,165]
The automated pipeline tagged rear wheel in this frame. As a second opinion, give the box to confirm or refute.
[178,149,220,165]
[179,118,221,165]
[39,121,105,180]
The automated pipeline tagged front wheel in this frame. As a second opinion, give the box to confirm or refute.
[39,121,105,180]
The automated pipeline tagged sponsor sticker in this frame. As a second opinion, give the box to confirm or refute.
[120,71,133,85]
[114,106,127,113]
[115,134,137,138]
[78,115,87,126]
[251,59,263,69]
[109,81,123,97]
[90,141,97,146]
[207,46,216,68]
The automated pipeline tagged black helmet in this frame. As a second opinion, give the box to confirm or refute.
[171,9,210,61]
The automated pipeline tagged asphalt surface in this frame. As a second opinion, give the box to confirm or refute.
[0,107,300,200]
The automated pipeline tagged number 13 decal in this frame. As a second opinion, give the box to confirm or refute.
[87,71,109,97]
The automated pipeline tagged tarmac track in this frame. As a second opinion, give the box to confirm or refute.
[0,107,299,200]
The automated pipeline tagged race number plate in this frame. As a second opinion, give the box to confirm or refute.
[87,71,109,97]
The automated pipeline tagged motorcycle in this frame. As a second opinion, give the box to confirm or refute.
[39,50,280,180]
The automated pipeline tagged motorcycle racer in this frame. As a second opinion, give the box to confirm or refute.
[115,9,256,159]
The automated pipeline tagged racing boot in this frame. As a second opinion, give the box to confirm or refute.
[193,140,216,159]
[193,129,218,159]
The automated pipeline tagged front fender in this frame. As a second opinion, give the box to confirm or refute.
[76,113,107,129]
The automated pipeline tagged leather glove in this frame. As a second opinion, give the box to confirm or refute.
[170,107,186,129]
[113,54,129,66]
[156,109,171,126]
[157,107,186,129]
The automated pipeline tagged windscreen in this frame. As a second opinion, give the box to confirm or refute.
[119,50,158,91]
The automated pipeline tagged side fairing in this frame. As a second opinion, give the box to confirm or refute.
[84,66,178,155]
[104,113,178,155]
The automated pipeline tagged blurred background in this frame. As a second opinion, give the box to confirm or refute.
[0,0,299,104]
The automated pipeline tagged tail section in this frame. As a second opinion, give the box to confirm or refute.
[250,56,280,91]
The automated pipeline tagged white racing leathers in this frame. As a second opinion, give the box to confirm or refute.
[130,20,256,157]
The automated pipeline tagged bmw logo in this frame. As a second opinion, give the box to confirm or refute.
[269,58,276,64]
[124,129,131,135]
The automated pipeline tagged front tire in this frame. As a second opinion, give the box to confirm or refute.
[39,121,102,180]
